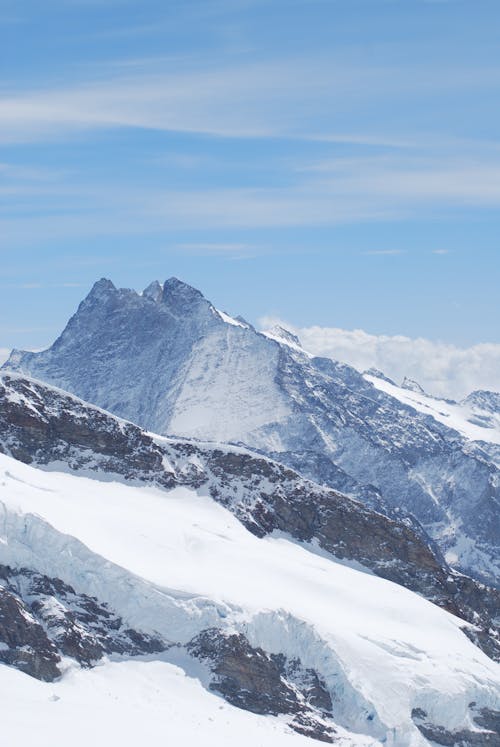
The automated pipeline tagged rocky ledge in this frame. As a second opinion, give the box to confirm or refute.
[188,629,336,742]
[0,564,165,681]
[412,707,500,747]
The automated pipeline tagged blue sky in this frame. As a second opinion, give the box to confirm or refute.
[1,0,500,352]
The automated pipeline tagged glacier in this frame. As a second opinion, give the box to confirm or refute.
[0,451,499,746]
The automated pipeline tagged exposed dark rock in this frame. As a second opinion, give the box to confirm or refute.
[0,565,165,681]
[472,706,500,735]
[0,374,174,488]
[187,628,335,743]
[412,707,500,747]
[0,586,60,681]
[188,629,301,715]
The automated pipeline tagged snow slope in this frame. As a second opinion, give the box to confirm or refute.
[0,659,325,747]
[0,452,499,746]
[365,373,500,449]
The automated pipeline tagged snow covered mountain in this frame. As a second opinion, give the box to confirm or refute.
[0,373,499,746]
[4,277,500,589]
[2,370,498,660]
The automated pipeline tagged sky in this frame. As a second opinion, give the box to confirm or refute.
[1,0,500,392]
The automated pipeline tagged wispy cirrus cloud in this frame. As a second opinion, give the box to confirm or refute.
[2,154,500,246]
[2,55,500,145]
[0,59,327,143]
[299,154,500,205]
[2,50,499,244]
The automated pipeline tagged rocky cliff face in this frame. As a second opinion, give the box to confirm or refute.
[188,629,336,742]
[1,371,498,662]
[0,565,165,681]
[411,706,500,747]
[4,278,499,588]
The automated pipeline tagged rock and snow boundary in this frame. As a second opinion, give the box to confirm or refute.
[0,453,499,746]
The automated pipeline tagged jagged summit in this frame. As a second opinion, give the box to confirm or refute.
[84,276,209,305]
[87,277,116,299]
[86,276,209,306]
[160,276,210,312]
[142,280,163,302]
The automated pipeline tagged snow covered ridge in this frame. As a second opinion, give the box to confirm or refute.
[365,372,500,452]
[0,452,499,747]
[2,276,500,587]
[1,371,499,664]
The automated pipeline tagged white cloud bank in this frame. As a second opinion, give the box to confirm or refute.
[260,318,500,400]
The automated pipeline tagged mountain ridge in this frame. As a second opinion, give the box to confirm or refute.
[3,278,500,588]
[1,370,499,663]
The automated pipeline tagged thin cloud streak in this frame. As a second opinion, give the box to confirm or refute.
[2,57,500,145]
[2,156,500,245]
[299,155,500,206]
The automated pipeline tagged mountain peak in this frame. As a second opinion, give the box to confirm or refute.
[142,280,163,303]
[463,389,500,414]
[161,277,211,314]
[162,276,202,294]
[87,277,116,299]
[268,325,302,349]
[401,376,426,395]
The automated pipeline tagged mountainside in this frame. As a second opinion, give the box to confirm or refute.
[3,278,500,588]
[1,370,499,663]
[365,371,500,461]
[1,433,499,746]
